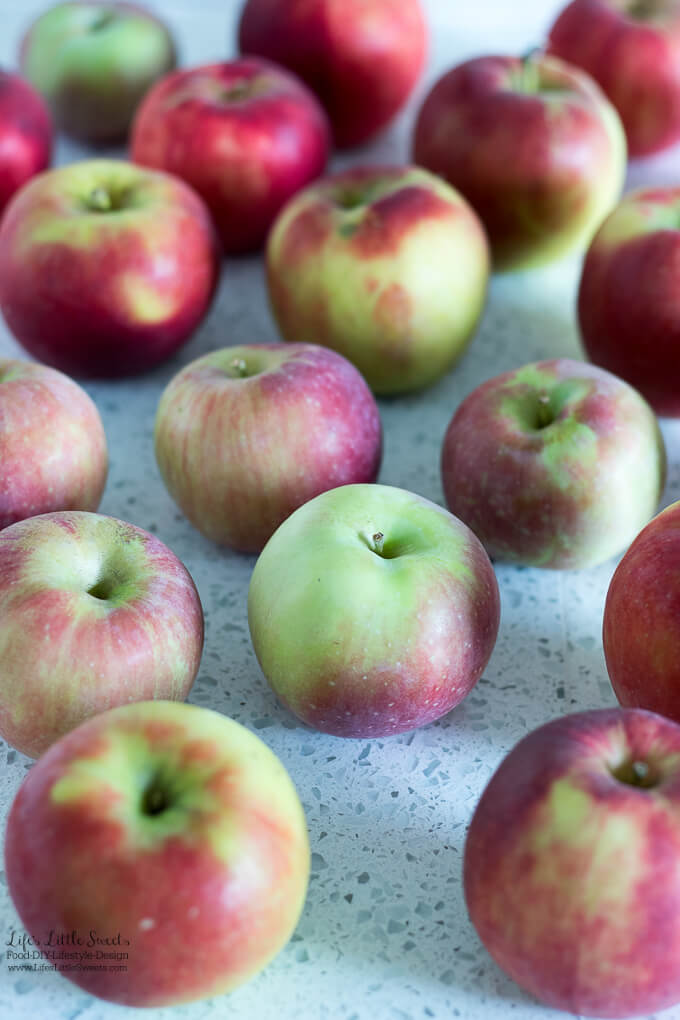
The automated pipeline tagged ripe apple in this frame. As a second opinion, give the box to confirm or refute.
[0,358,107,529]
[0,158,219,378]
[548,0,680,157]
[4,699,310,1006]
[266,165,489,395]
[464,707,680,1017]
[412,53,626,270]
[19,0,176,144]
[578,185,680,416]
[0,510,204,759]
[248,483,500,738]
[155,343,382,553]
[0,70,51,214]
[131,58,330,255]
[440,358,666,569]
[603,500,680,722]
[237,0,427,148]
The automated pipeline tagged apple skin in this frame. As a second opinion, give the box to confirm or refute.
[248,483,500,738]
[578,186,680,417]
[19,0,176,144]
[465,707,680,1018]
[440,358,666,569]
[0,70,52,214]
[131,58,330,255]
[266,165,489,395]
[0,359,107,528]
[603,500,680,722]
[0,510,204,759]
[237,0,427,148]
[155,343,382,553]
[548,0,680,158]
[4,699,310,1006]
[0,159,219,378]
[412,54,626,270]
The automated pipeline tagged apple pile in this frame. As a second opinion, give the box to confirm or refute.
[3,0,680,1015]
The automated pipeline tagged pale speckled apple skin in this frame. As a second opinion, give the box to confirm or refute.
[0,358,107,527]
[413,54,626,271]
[465,707,680,1017]
[4,700,310,1007]
[154,343,382,552]
[266,165,489,395]
[441,358,666,569]
[247,483,500,738]
[0,511,204,758]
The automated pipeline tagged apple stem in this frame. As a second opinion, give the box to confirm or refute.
[89,187,112,213]
[632,761,650,783]
[228,358,249,378]
[536,392,554,428]
[372,532,385,556]
[519,47,542,93]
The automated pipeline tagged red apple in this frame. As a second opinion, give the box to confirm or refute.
[465,707,680,1017]
[0,510,204,758]
[4,699,310,1006]
[0,358,107,528]
[237,0,427,148]
[0,158,219,378]
[19,0,177,144]
[154,343,382,552]
[578,185,680,416]
[130,58,330,254]
[0,70,51,214]
[548,0,680,157]
[603,500,680,722]
[440,358,666,569]
[266,165,489,395]
[412,53,626,270]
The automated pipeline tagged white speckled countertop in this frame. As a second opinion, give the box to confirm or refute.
[2,2,680,1018]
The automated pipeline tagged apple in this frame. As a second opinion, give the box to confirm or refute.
[0,158,219,378]
[440,358,666,569]
[412,53,626,270]
[237,0,427,148]
[603,499,680,722]
[0,358,107,529]
[247,483,500,738]
[464,706,680,1017]
[548,0,680,158]
[130,58,330,255]
[0,510,204,759]
[0,70,52,214]
[265,165,489,395]
[155,343,382,553]
[19,0,176,144]
[4,699,310,1006]
[578,185,680,416]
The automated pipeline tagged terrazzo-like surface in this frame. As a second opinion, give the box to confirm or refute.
[2,2,680,1019]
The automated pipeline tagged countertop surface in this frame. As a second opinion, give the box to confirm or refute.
[1,2,679,1019]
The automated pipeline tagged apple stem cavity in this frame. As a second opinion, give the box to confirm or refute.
[90,9,116,32]
[88,187,113,213]
[87,577,114,601]
[228,357,250,378]
[610,757,659,789]
[535,392,555,429]
[141,782,170,817]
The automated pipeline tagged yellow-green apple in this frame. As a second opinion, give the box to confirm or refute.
[266,165,489,395]
[4,699,310,1006]
[549,0,680,157]
[604,500,680,722]
[412,53,626,271]
[154,343,382,553]
[441,358,666,569]
[131,58,330,255]
[0,71,51,214]
[579,186,680,416]
[0,159,219,378]
[0,511,204,758]
[0,359,107,528]
[237,0,427,148]
[20,0,176,144]
[248,483,500,738]
[464,707,680,1017]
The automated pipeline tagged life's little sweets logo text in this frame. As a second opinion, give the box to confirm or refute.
[5,927,130,975]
